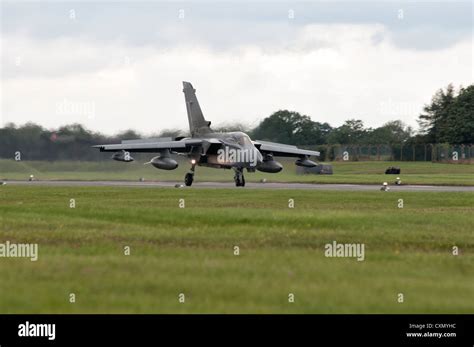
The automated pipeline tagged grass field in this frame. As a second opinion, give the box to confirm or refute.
[0,186,473,313]
[1,159,473,186]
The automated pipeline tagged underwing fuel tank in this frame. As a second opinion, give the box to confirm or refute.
[150,156,179,170]
[112,151,134,162]
[295,158,317,167]
[257,160,283,173]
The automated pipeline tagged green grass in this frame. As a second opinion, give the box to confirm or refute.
[0,186,473,313]
[1,159,473,185]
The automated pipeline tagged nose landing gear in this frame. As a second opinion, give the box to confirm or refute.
[233,167,245,187]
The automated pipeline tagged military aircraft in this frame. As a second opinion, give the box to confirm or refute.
[93,82,320,187]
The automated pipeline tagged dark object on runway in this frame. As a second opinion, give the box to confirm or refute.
[297,164,333,175]
[385,167,401,174]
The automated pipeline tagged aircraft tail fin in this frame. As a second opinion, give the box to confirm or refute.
[182,81,212,136]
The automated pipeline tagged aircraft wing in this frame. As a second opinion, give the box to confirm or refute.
[93,137,211,153]
[253,140,320,158]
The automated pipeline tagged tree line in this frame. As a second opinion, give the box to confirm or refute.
[252,84,473,146]
[0,84,472,161]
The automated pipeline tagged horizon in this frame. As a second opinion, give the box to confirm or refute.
[1,110,416,138]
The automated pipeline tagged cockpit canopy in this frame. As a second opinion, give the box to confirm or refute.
[226,132,253,147]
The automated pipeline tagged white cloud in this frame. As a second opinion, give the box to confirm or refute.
[1,23,472,134]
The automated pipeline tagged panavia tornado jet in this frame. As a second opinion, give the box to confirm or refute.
[93,82,320,187]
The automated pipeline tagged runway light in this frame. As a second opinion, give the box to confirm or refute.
[191,159,196,165]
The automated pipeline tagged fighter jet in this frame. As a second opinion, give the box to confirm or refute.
[93,82,320,187]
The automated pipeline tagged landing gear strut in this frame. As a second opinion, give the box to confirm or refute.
[234,168,245,187]
[184,161,196,186]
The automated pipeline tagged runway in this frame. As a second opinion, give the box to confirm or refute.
[2,180,473,192]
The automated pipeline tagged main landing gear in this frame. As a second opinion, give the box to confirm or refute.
[184,162,246,188]
[234,167,245,187]
[184,160,196,186]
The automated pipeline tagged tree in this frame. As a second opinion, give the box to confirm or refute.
[327,119,367,144]
[115,129,142,140]
[418,84,456,143]
[367,120,413,145]
[418,84,474,144]
[252,110,331,145]
[440,85,474,144]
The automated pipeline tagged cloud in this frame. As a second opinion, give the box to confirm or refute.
[2,1,471,51]
[1,23,472,134]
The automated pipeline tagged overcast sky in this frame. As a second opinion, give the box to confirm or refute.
[1,1,472,135]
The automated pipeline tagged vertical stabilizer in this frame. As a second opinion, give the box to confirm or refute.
[182,81,212,136]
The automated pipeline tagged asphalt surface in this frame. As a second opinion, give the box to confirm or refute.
[2,180,473,192]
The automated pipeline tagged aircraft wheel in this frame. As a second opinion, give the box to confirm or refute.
[234,176,245,187]
[234,176,240,187]
[184,173,194,186]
